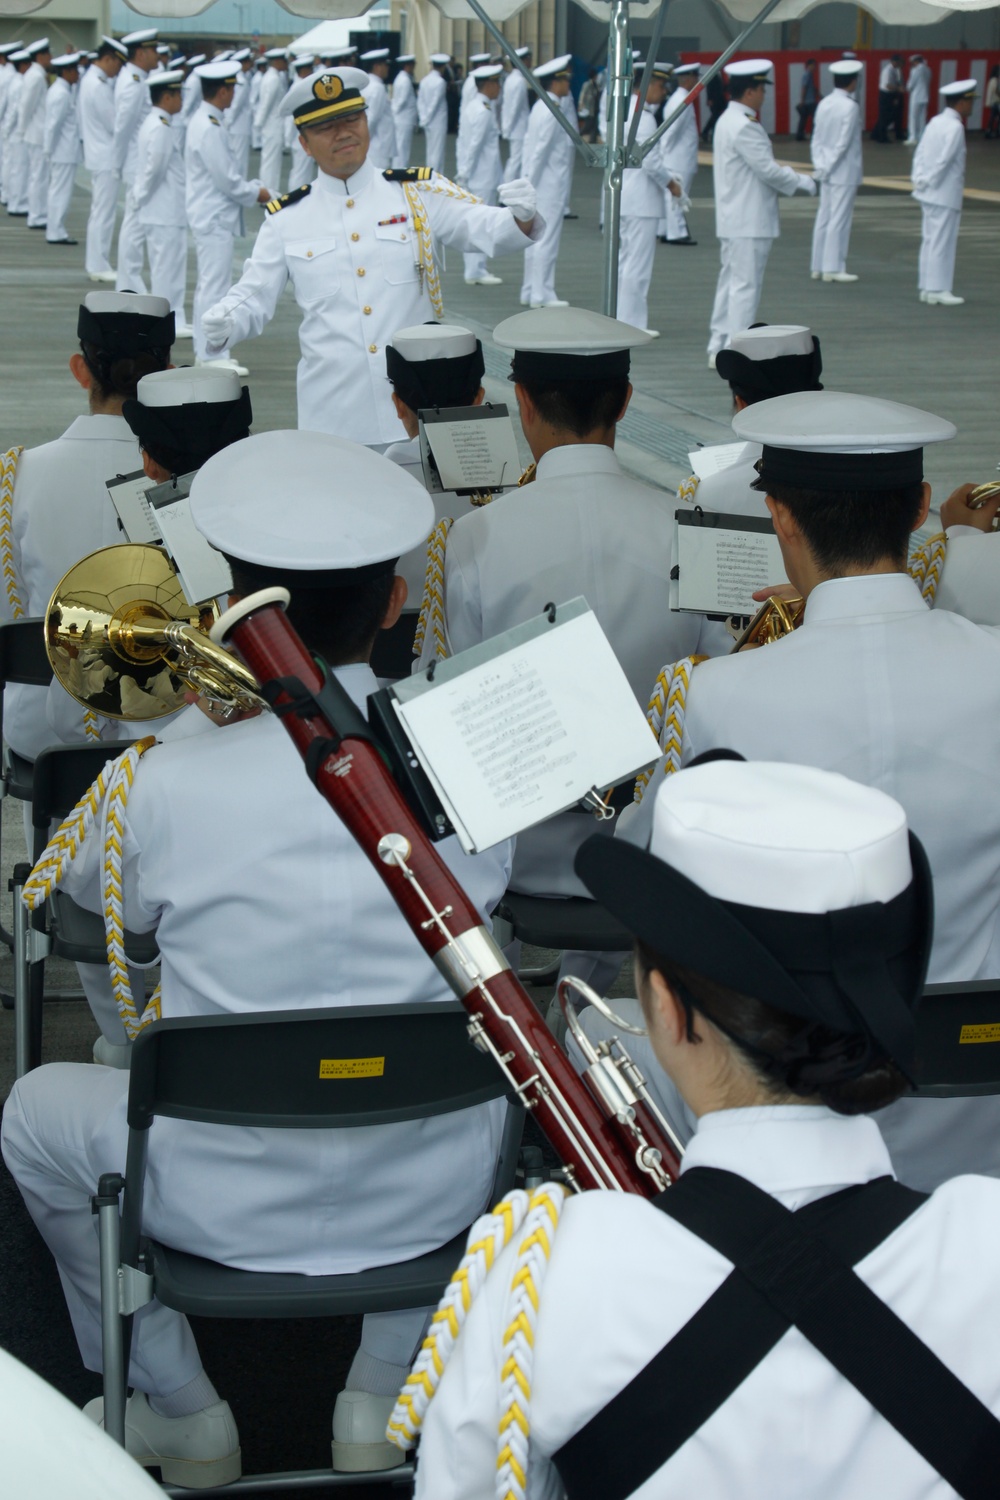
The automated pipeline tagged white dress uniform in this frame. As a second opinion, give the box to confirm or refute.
[912,100,968,298]
[618,93,679,332]
[19,58,49,228]
[906,59,931,144]
[180,66,202,130]
[226,65,253,178]
[0,55,15,201]
[521,81,574,307]
[809,82,863,276]
[456,86,503,282]
[707,90,815,356]
[391,66,417,167]
[248,65,263,148]
[660,82,700,241]
[681,441,770,518]
[285,111,316,192]
[255,64,287,196]
[501,66,530,180]
[933,526,1000,627]
[114,62,152,291]
[2,64,28,215]
[78,64,119,275]
[185,97,264,363]
[206,159,534,443]
[43,73,80,243]
[134,107,188,323]
[415,1107,1000,1500]
[417,67,448,174]
[363,71,396,168]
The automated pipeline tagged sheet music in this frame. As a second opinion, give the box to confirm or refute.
[419,405,521,495]
[688,442,753,481]
[106,471,162,545]
[147,475,232,606]
[674,511,788,617]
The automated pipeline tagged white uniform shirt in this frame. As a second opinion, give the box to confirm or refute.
[456,91,502,199]
[501,68,529,142]
[0,62,14,136]
[683,441,770,519]
[180,69,201,127]
[659,86,699,180]
[57,670,515,1274]
[44,75,80,164]
[113,63,150,182]
[383,435,484,601]
[391,69,417,137]
[879,59,902,93]
[363,72,396,167]
[810,88,863,186]
[908,61,931,108]
[621,96,677,217]
[19,60,48,148]
[712,99,809,239]
[134,106,186,226]
[3,70,24,146]
[934,527,1000,627]
[416,1106,1000,1500]
[211,158,534,444]
[184,99,263,236]
[253,65,286,138]
[226,67,252,145]
[523,96,575,214]
[912,106,967,211]
[78,64,116,172]
[416,69,447,132]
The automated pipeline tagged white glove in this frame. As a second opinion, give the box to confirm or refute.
[201,306,235,351]
[812,168,825,184]
[799,173,818,197]
[498,178,537,222]
[678,193,692,216]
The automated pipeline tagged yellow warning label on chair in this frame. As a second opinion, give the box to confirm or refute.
[319,1057,385,1078]
[958,1024,1000,1045]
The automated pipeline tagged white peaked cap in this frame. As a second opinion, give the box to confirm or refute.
[515,46,532,57]
[0,42,25,56]
[472,64,503,80]
[673,62,701,76]
[190,432,434,571]
[632,56,645,69]
[136,367,243,407]
[51,53,82,68]
[121,29,157,46]
[397,55,416,64]
[390,324,478,362]
[649,762,912,913]
[294,55,316,69]
[157,44,170,54]
[83,291,171,317]
[733,390,956,455]
[830,60,864,77]
[941,78,978,97]
[231,48,251,62]
[727,325,814,361]
[213,49,231,60]
[726,57,773,78]
[648,61,674,75]
[430,53,451,66]
[494,304,653,354]
[195,61,239,82]
[322,45,358,59]
[27,37,49,53]
[264,47,289,60]
[361,48,390,62]
[185,54,206,68]
[535,54,573,80]
[147,69,184,88]
[9,52,30,63]
[281,68,370,119]
[469,52,491,65]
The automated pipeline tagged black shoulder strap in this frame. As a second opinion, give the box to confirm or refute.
[553,1168,1000,1500]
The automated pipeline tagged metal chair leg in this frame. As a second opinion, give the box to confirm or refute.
[94,1173,127,1447]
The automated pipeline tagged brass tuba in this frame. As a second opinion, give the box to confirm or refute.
[729,592,805,653]
[45,544,265,721]
[969,479,1000,530]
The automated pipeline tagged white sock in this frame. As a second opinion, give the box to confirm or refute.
[345,1351,412,1398]
[147,1369,220,1418]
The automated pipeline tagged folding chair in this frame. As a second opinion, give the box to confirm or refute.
[0,617,52,952]
[93,1001,524,1494]
[10,742,159,1077]
[913,981,1000,1096]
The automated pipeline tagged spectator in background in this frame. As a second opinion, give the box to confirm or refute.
[796,58,818,140]
[578,68,599,143]
[985,65,999,139]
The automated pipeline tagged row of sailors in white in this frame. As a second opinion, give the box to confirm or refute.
[0,38,52,226]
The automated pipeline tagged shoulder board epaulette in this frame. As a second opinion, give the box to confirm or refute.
[209,114,221,125]
[131,71,140,82]
[265,184,312,215]
[382,167,434,183]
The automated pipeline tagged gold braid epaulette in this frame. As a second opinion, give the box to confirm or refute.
[382,166,435,182]
[265,184,311,215]
[908,531,947,605]
[413,518,453,661]
[634,654,708,802]
[1,446,25,620]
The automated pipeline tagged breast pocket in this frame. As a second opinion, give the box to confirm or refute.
[375,222,419,285]
[286,237,340,307]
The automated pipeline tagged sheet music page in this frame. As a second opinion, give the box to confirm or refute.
[394,610,658,853]
[149,492,233,606]
[675,514,787,616]
[688,442,752,481]
[106,472,162,545]
[419,407,521,494]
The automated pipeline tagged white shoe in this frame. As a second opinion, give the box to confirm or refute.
[643,329,660,338]
[331,1391,407,1473]
[919,290,928,302]
[822,272,858,283]
[84,1392,241,1488]
[174,325,194,339]
[925,290,964,306]
[464,274,503,286]
[810,271,821,280]
[530,299,569,308]
[708,352,717,369]
[88,270,117,283]
[196,356,249,377]
[93,1036,131,1069]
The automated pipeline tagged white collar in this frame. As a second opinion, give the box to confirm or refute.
[803,572,927,626]
[535,443,622,482]
[333,660,379,710]
[316,157,376,198]
[682,1105,893,1197]
[731,100,758,120]
[61,414,134,441]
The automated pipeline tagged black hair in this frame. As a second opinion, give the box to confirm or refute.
[201,78,231,101]
[834,76,854,90]
[761,480,924,572]
[150,82,180,106]
[225,558,397,666]
[95,41,122,61]
[517,377,629,439]
[728,75,762,101]
[634,942,908,1115]
[79,340,169,401]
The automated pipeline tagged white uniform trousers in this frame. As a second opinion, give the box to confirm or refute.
[521,198,565,306]
[708,235,771,355]
[116,191,149,293]
[193,228,235,361]
[287,140,315,193]
[392,122,415,169]
[617,216,658,331]
[26,144,48,227]
[86,169,118,273]
[423,116,447,175]
[503,138,524,180]
[147,225,189,324]
[907,101,928,145]
[45,161,76,243]
[4,140,28,214]
[810,182,857,275]
[463,184,495,281]
[665,167,695,240]
[918,202,960,294]
[231,131,251,181]
[258,123,283,199]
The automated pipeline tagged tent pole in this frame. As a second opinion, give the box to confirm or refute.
[602,0,630,315]
[625,0,673,157]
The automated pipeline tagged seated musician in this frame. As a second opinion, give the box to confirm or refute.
[411,759,1000,1499]
[2,432,514,1484]
[911,478,1000,626]
[616,390,1000,1191]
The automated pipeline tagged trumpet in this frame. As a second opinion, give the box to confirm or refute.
[969,480,1000,529]
[729,592,805,653]
[45,544,265,721]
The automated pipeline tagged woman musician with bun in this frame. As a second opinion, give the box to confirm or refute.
[412,759,1000,1500]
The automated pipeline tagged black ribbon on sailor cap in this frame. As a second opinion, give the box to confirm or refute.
[385,341,485,413]
[122,387,253,473]
[78,303,175,358]
[716,336,824,406]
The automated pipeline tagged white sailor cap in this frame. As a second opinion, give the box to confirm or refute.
[195,60,240,84]
[535,54,573,81]
[430,53,451,66]
[135,367,244,407]
[156,44,170,55]
[293,54,316,70]
[361,47,390,63]
[51,53,82,70]
[733,390,956,492]
[397,55,416,65]
[212,48,231,60]
[390,323,479,362]
[0,42,24,57]
[147,69,184,89]
[121,29,157,48]
[673,62,701,76]
[169,55,187,68]
[282,67,370,125]
[322,45,358,61]
[9,51,30,64]
[830,60,864,77]
[472,63,503,80]
[495,305,652,382]
[186,54,206,69]
[231,48,252,63]
[468,52,491,66]
[941,77,978,99]
[515,45,533,58]
[99,36,127,57]
[190,432,434,578]
[82,290,171,318]
[725,57,773,82]
[26,37,50,55]
[78,291,174,355]
[728,325,814,361]
[717,325,822,400]
[125,367,251,470]
[264,46,289,60]
[646,60,674,79]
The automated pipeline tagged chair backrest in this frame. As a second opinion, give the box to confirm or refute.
[913,981,1000,1097]
[127,1002,513,1132]
[31,743,135,846]
[0,619,53,689]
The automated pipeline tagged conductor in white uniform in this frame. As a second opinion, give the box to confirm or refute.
[201,66,541,445]
[78,37,125,279]
[707,59,816,364]
[809,60,863,283]
[912,78,976,306]
[456,63,505,286]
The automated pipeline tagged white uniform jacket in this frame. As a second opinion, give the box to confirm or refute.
[416,1106,1000,1500]
[19,60,47,148]
[908,62,931,109]
[391,69,417,140]
[416,69,447,132]
[253,65,286,139]
[934,527,1000,627]
[44,76,80,165]
[184,100,263,237]
[683,440,770,519]
[78,64,116,173]
[384,436,483,601]
[134,107,185,226]
[3,70,23,143]
[211,159,536,444]
[501,69,529,142]
[55,670,514,1274]
[226,68,252,146]
[621,97,678,216]
[810,88,863,185]
[113,64,150,182]
[712,99,809,239]
[912,107,966,211]
[181,70,201,128]
[364,72,396,167]
[660,86,699,180]
[522,97,575,214]
[456,93,502,199]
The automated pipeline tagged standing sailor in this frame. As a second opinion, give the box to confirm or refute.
[809,59,863,283]
[134,69,190,335]
[462,54,491,110]
[457,62,505,286]
[79,37,125,280]
[707,59,815,365]
[114,29,159,292]
[226,48,254,177]
[417,54,450,174]
[501,46,532,180]
[20,36,52,231]
[0,41,25,206]
[912,78,976,306]
[180,53,206,130]
[43,53,82,246]
[520,55,575,309]
[249,55,265,151]
[361,48,397,167]
[391,55,418,167]
[660,60,700,245]
[255,47,289,197]
[285,54,317,192]
[906,54,931,145]
[618,62,684,334]
[2,50,31,217]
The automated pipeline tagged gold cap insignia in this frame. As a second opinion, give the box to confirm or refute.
[313,73,343,101]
